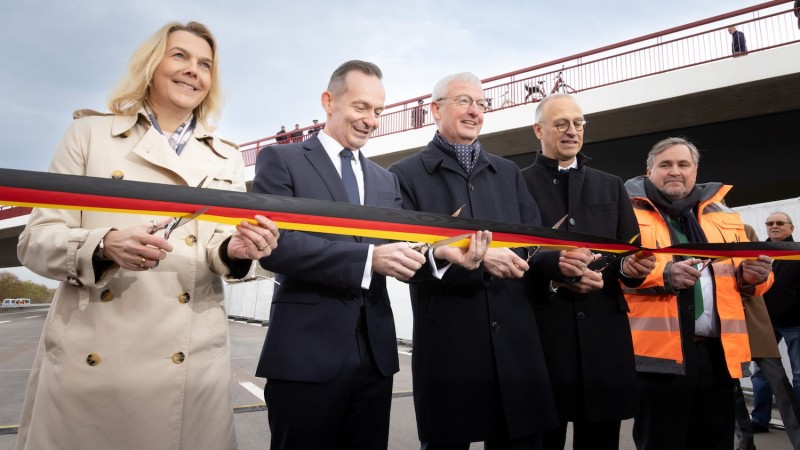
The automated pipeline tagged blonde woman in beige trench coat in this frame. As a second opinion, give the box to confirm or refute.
[15,21,279,450]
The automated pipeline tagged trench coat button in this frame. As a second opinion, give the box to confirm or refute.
[172,352,186,364]
[100,289,114,302]
[552,179,559,186]
[178,292,191,304]
[66,276,83,287]
[110,170,124,180]
[569,218,576,226]
[184,235,197,246]
[490,321,500,332]
[577,312,586,320]
[86,353,101,366]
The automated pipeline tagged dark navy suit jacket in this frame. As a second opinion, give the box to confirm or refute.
[253,135,401,382]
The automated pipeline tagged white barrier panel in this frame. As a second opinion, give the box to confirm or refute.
[387,278,413,342]
[223,276,413,340]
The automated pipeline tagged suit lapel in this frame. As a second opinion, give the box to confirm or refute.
[360,152,379,207]
[303,137,353,204]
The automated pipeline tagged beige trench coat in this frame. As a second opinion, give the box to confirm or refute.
[16,109,250,450]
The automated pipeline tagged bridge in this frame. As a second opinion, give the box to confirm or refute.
[2,0,800,269]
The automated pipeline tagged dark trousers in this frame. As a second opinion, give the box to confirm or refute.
[733,379,757,450]
[542,420,621,450]
[633,338,734,450]
[421,433,543,450]
[266,319,393,450]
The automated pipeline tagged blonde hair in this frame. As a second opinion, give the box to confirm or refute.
[107,21,222,129]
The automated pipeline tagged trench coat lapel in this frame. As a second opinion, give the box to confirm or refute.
[113,112,231,187]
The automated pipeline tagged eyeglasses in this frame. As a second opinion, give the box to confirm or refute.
[437,95,490,112]
[550,119,588,133]
[766,221,791,226]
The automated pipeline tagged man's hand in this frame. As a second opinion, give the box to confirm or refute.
[741,255,773,286]
[432,231,491,270]
[558,248,594,278]
[483,248,528,279]
[670,258,703,290]
[622,251,657,278]
[559,269,604,293]
[373,242,426,281]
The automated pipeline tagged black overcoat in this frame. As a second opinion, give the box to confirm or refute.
[521,152,640,422]
[389,140,561,444]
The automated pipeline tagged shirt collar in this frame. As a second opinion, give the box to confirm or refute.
[317,129,361,165]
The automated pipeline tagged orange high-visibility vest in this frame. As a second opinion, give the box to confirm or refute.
[624,179,773,378]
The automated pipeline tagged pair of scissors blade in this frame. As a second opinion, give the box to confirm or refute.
[551,213,569,230]
[430,233,473,249]
[406,206,468,252]
[522,213,571,256]
[164,206,210,239]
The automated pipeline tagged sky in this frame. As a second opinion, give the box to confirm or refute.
[0,0,773,287]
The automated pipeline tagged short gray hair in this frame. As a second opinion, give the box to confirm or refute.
[768,211,794,225]
[327,60,382,96]
[432,72,482,103]
[646,137,701,169]
[534,93,575,123]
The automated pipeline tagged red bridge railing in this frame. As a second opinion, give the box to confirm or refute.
[0,206,32,220]
[239,0,799,167]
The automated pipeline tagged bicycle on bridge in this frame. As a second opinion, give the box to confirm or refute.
[524,70,576,102]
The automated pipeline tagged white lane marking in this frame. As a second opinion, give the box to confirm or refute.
[0,320,10,325]
[398,349,412,356]
[239,381,265,402]
[24,316,40,319]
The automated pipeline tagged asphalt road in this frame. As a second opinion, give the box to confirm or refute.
[0,308,793,449]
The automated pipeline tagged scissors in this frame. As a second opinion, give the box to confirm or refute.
[407,205,469,253]
[523,213,570,262]
[162,206,210,240]
[150,177,209,240]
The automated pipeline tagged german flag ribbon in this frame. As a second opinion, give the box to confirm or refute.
[1,168,799,260]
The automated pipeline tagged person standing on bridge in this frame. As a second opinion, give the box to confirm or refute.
[520,93,655,450]
[15,21,279,450]
[795,0,800,30]
[729,25,748,56]
[252,60,489,450]
[389,72,594,449]
[624,137,774,449]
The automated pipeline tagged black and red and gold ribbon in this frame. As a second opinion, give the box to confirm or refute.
[0,168,799,260]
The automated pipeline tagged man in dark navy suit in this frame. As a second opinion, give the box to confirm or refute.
[252,60,487,450]
[253,60,424,450]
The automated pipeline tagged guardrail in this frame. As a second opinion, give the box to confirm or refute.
[240,0,799,166]
[0,304,50,313]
